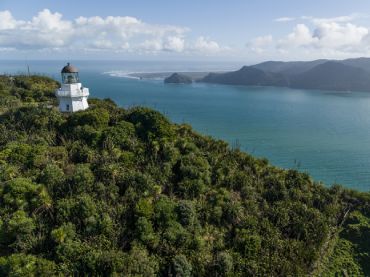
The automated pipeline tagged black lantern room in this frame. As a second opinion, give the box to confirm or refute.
[61,63,80,84]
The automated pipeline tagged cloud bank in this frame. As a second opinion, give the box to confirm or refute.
[2,9,370,60]
[0,9,222,55]
[249,14,370,59]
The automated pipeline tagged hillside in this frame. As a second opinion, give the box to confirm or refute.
[290,61,370,91]
[251,59,328,76]
[201,66,288,87]
[0,75,369,276]
[341,57,370,73]
[201,57,370,92]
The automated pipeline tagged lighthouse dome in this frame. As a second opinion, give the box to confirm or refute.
[61,63,78,73]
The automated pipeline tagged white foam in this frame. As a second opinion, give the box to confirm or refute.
[102,70,172,81]
[103,71,141,79]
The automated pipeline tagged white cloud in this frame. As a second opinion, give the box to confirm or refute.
[163,36,185,52]
[139,36,185,53]
[32,9,72,31]
[0,10,17,30]
[0,9,222,55]
[279,24,316,47]
[92,39,114,49]
[313,22,368,47]
[5,8,368,60]
[244,13,370,60]
[252,35,273,46]
[277,17,369,56]
[303,14,361,24]
[275,17,295,22]
[140,39,163,52]
[192,36,220,53]
[0,9,74,48]
[247,35,273,53]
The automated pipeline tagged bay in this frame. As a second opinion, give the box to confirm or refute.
[1,60,370,191]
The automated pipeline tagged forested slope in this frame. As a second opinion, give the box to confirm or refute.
[0,75,368,276]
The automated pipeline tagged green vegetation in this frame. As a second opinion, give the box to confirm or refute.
[320,208,370,276]
[0,75,369,276]
[0,75,59,114]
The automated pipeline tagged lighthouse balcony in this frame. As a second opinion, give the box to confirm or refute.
[55,87,89,98]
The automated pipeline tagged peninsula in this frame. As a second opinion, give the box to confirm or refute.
[201,57,370,92]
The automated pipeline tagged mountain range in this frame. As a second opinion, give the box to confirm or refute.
[201,57,370,92]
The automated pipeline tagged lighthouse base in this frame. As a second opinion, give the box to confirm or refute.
[55,83,89,113]
[58,97,89,113]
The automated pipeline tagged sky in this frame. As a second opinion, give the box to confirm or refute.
[1,0,370,63]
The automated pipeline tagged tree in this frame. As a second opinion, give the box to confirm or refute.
[213,251,233,277]
[0,254,57,277]
[122,245,159,276]
[0,210,36,251]
[126,107,175,141]
[171,255,192,277]
[0,178,51,212]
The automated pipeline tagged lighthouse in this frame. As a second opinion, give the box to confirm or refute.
[55,63,89,112]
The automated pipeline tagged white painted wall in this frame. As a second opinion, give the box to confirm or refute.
[55,83,89,113]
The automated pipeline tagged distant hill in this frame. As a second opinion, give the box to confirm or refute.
[164,73,192,84]
[202,66,288,86]
[341,57,370,73]
[201,57,370,92]
[290,61,370,91]
[252,60,328,76]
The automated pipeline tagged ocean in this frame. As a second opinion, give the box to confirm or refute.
[1,60,370,192]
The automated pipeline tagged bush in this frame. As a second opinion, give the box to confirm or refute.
[0,76,368,276]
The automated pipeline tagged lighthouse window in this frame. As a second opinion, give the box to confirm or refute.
[62,72,80,84]
[66,104,70,111]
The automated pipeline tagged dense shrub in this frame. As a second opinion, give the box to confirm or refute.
[0,75,368,276]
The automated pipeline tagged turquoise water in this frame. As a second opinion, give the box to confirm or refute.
[1,60,370,191]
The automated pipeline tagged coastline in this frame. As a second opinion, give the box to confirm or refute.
[103,70,227,80]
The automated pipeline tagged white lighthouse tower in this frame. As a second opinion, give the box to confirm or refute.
[55,63,89,112]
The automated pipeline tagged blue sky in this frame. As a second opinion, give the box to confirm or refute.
[1,0,370,62]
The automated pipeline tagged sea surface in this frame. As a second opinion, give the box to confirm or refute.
[1,60,370,192]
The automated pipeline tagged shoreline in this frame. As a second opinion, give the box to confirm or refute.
[103,70,227,80]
